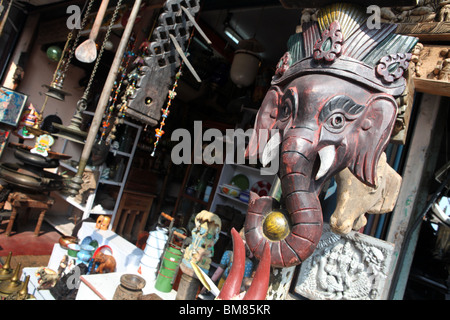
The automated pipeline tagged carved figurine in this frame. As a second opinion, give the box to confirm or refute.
[95,214,111,230]
[35,267,58,290]
[92,252,116,274]
[30,134,54,157]
[14,104,38,140]
[180,210,222,277]
[245,2,417,268]
[330,152,402,235]
[411,43,424,77]
[176,211,221,300]
[439,0,450,21]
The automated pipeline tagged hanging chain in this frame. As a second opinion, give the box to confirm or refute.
[79,0,124,109]
[53,0,95,86]
[61,0,95,79]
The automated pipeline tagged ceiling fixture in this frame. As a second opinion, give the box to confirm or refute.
[224,26,242,45]
[230,39,264,88]
[229,9,266,88]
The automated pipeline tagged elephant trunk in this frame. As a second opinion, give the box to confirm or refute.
[245,129,324,268]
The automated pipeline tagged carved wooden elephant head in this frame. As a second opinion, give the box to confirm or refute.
[244,3,417,268]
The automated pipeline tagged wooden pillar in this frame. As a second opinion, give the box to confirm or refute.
[67,0,142,196]
[1,13,40,89]
[385,93,445,299]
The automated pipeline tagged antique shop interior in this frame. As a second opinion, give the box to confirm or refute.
[0,0,449,301]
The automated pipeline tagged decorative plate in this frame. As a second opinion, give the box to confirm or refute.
[251,180,272,197]
[230,174,249,191]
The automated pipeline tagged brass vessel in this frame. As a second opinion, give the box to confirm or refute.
[0,263,22,298]
[0,252,13,282]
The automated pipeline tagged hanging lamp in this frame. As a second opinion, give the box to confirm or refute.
[229,9,265,88]
[230,38,264,88]
[53,0,123,144]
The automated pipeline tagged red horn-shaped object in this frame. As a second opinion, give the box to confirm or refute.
[217,228,245,300]
[243,241,271,300]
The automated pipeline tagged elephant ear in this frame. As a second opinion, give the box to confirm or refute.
[349,94,398,188]
[245,87,280,159]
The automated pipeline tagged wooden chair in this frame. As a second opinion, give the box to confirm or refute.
[112,190,156,241]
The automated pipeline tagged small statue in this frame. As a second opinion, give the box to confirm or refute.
[330,152,402,235]
[30,134,54,157]
[411,43,424,77]
[176,211,221,300]
[439,58,450,81]
[92,252,116,274]
[14,104,38,140]
[95,215,111,230]
[35,267,58,290]
[181,210,221,276]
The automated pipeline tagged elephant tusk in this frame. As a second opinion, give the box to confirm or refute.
[243,241,271,300]
[216,228,246,300]
[261,132,281,167]
[316,145,336,180]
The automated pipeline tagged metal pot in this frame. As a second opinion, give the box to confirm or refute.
[0,163,63,192]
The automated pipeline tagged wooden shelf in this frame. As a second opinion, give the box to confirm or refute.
[414,78,450,98]
[396,22,450,42]
[180,193,209,206]
[217,192,248,207]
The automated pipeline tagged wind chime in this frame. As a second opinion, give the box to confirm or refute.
[99,33,137,146]
[149,8,212,157]
[150,66,182,157]
[53,0,124,144]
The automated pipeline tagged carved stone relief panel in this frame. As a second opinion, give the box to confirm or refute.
[294,224,395,300]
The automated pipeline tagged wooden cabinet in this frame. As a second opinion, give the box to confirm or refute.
[46,116,142,234]
[173,163,222,228]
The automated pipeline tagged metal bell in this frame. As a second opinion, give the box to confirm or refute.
[43,83,71,101]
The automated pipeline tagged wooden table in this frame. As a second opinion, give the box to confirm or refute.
[5,191,54,237]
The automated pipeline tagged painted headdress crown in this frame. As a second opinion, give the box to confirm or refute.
[273,3,418,96]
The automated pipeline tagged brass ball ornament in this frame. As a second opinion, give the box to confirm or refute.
[263,211,290,241]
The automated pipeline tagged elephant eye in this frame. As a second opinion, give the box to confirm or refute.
[277,100,291,122]
[326,112,346,132]
[279,96,294,121]
[277,88,297,123]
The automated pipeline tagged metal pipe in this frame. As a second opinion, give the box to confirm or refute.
[67,0,143,196]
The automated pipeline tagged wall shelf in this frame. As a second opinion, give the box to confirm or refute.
[48,114,142,233]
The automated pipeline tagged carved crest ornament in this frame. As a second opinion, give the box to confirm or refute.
[245,2,418,268]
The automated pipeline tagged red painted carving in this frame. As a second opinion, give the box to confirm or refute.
[245,4,415,268]
[376,53,412,83]
[275,52,292,77]
[313,21,343,62]
[246,72,399,268]
[217,228,271,300]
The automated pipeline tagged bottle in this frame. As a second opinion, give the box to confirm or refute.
[115,158,125,182]
[119,126,132,153]
[203,178,213,203]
